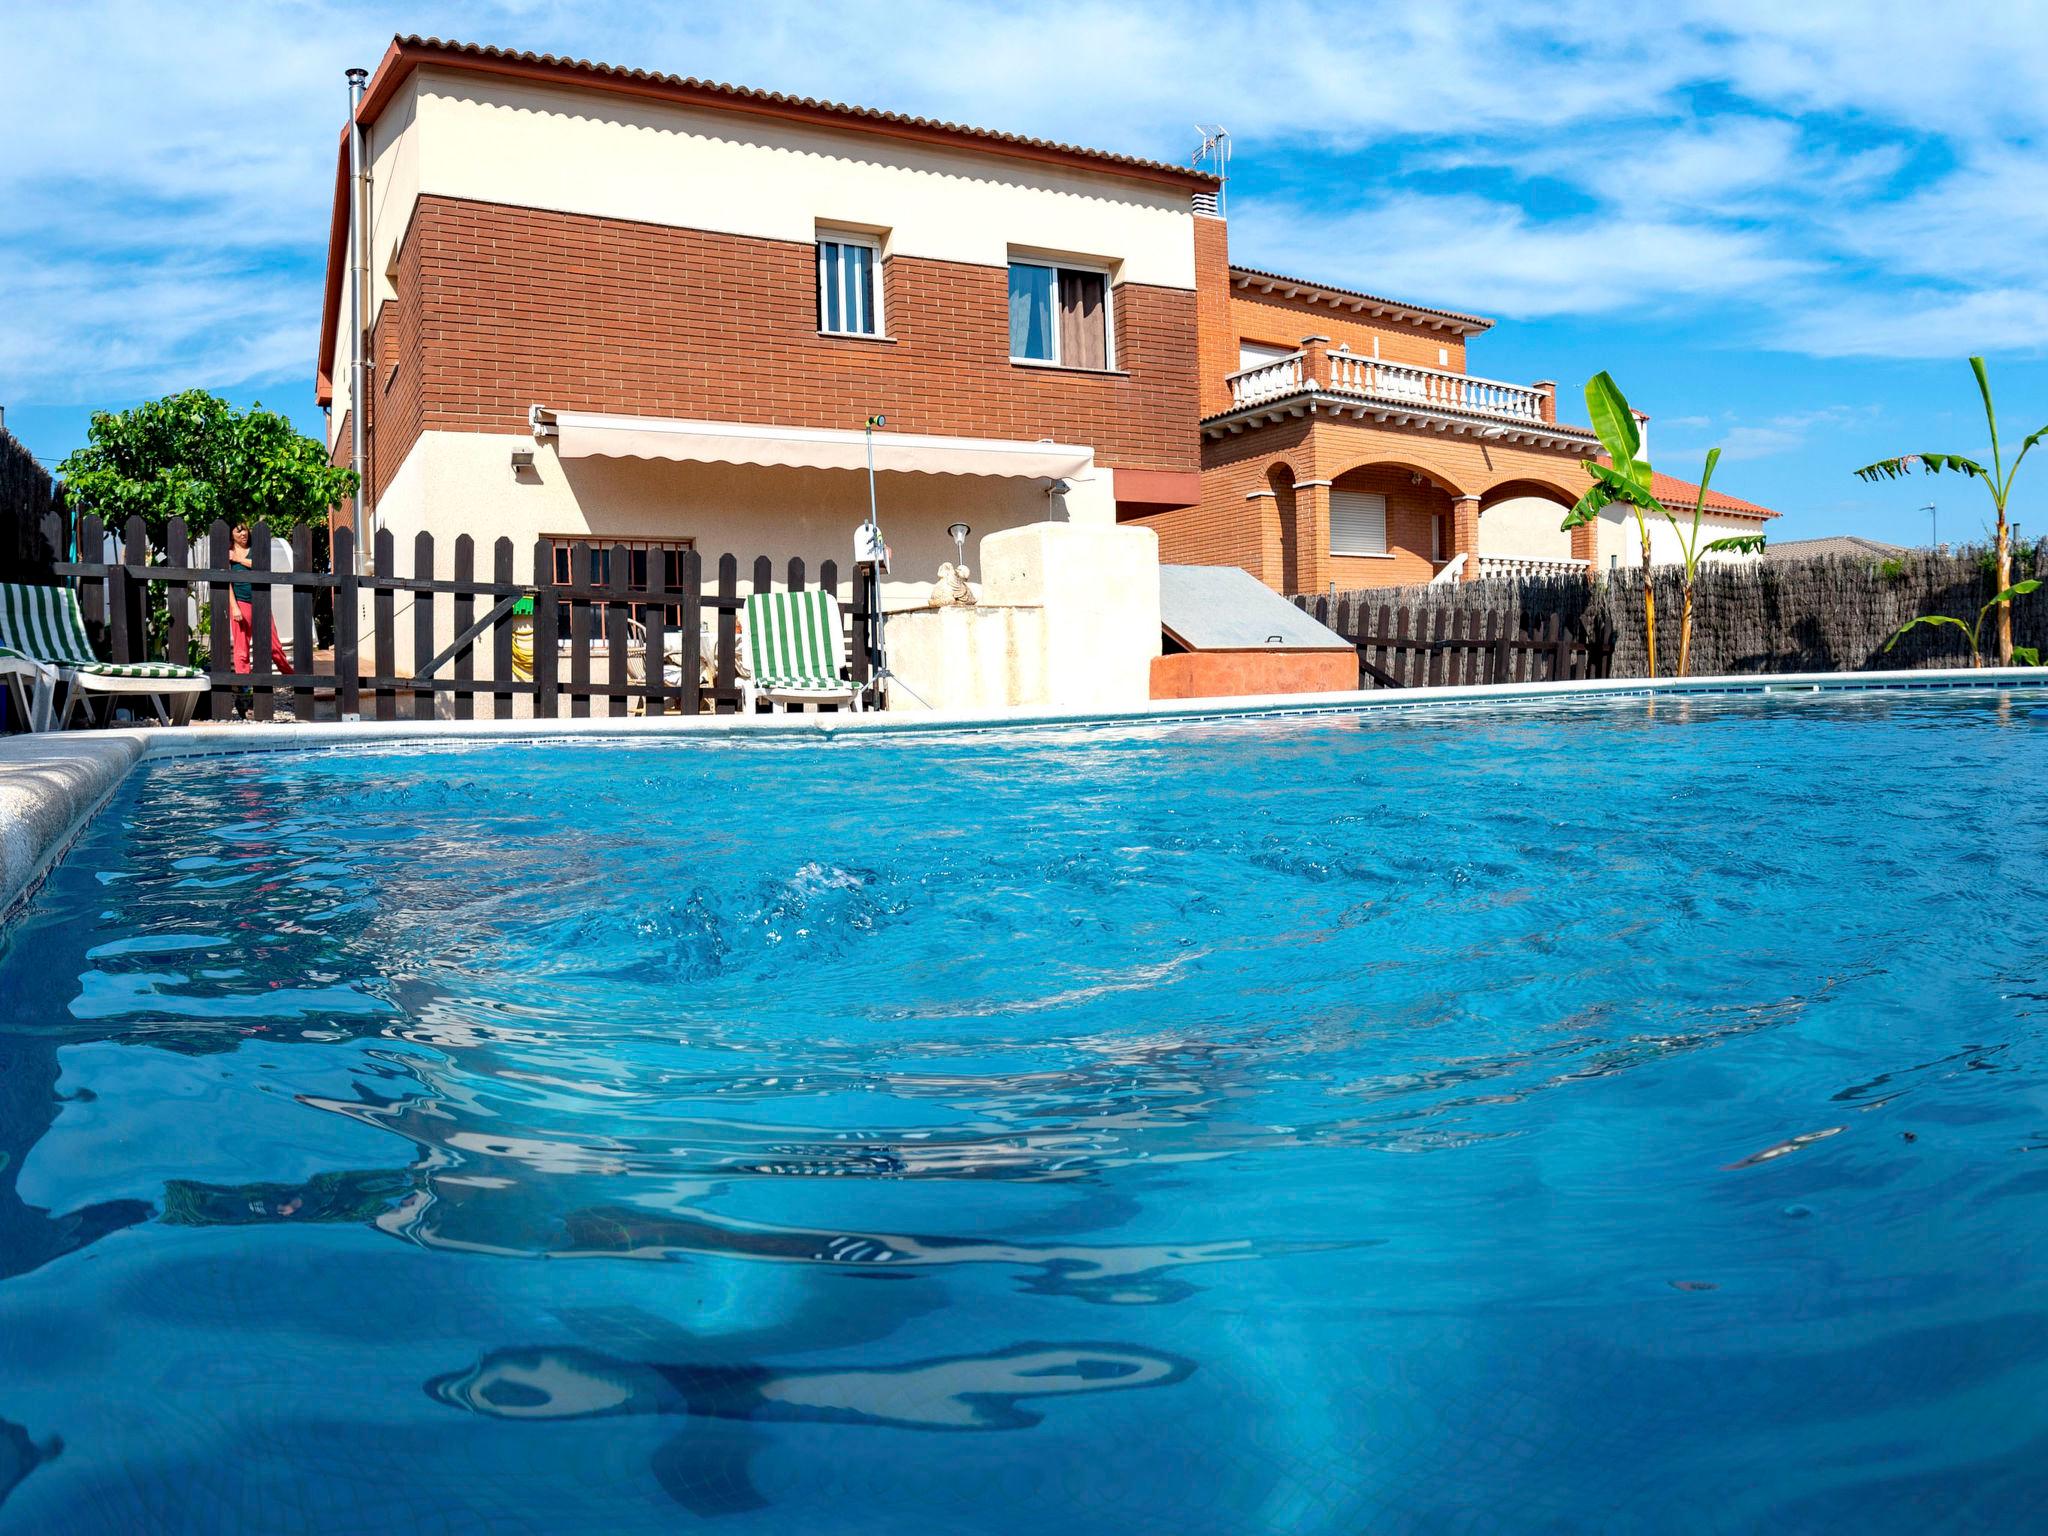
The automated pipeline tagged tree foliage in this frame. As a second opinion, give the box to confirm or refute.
[55,390,356,538]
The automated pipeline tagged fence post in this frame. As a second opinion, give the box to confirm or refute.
[105,519,132,668]
[716,553,739,713]
[533,537,559,719]
[606,542,629,719]
[492,539,515,720]
[452,534,475,721]
[290,525,315,720]
[643,546,669,718]
[250,520,275,722]
[77,514,105,646]
[208,520,234,721]
[568,542,592,719]
[166,519,191,667]
[681,549,703,716]
[334,528,360,719]
[373,527,395,721]
[410,530,435,721]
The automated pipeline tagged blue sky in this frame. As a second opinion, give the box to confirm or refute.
[5,0,2048,547]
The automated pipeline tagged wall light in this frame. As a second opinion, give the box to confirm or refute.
[510,448,536,478]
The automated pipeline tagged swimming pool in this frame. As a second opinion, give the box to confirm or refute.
[3,687,2047,1532]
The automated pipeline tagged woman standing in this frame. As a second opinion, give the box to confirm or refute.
[227,524,292,675]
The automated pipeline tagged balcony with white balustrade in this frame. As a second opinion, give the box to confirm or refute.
[1211,339,1597,453]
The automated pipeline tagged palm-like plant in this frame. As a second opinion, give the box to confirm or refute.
[1668,447,1767,677]
[1885,579,2042,666]
[1561,373,1761,676]
[1562,373,1664,673]
[1856,357,2044,666]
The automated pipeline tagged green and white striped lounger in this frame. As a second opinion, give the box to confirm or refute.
[0,582,206,730]
[741,590,864,712]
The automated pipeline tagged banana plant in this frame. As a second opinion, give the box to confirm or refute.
[1884,580,2042,666]
[1856,357,2045,666]
[1670,447,1768,676]
[1561,373,1665,673]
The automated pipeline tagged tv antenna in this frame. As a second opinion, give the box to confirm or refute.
[1193,124,1230,212]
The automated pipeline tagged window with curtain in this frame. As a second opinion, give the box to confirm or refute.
[1009,260,1112,368]
[1330,490,1389,556]
[817,234,881,336]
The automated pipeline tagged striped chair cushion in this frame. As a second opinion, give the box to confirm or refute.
[744,591,847,690]
[0,582,203,679]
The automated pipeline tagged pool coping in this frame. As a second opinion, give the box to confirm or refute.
[3,665,2043,917]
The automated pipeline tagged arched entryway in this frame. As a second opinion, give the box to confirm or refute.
[1324,462,1465,589]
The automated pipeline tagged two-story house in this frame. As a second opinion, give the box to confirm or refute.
[1138,220,1776,593]
[317,36,1213,611]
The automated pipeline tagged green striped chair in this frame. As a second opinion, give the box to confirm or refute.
[0,582,206,730]
[740,590,864,712]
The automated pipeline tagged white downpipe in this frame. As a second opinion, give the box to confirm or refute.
[346,66,369,572]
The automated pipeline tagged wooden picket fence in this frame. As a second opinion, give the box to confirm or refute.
[47,513,876,723]
[1300,590,1616,689]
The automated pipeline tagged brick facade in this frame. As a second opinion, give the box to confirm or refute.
[359,194,1200,506]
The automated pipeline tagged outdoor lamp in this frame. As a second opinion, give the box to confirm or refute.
[949,522,971,565]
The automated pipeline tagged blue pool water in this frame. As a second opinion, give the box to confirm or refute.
[4,691,2048,1532]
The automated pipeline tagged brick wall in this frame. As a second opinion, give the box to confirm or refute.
[391,195,1199,478]
[1193,215,1235,419]
[1328,464,1447,589]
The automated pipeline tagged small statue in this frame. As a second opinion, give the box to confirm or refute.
[927,562,977,608]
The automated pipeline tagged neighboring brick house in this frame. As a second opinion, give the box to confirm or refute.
[317,36,1213,606]
[1135,218,1778,593]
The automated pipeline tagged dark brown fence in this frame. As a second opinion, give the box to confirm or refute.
[1299,587,1614,688]
[47,513,875,723]
[1299,544,2048,682]
[0,426,59,585]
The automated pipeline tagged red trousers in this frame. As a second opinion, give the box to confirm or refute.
[231,599,293,674]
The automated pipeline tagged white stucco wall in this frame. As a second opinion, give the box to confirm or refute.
[360,70,1196,297]
[1597,507,1767,569]
[365,430,1113,670]
[1479,496,1575,562]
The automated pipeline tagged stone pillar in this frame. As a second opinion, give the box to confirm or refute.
[1293,479,1333,595]
[1452,495,1481,581]
[1299,335,1331,391]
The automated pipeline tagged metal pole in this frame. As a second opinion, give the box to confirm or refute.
[347,67,369,572]
[864,415,886,687]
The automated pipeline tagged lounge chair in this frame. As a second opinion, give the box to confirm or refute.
[740,591,864,712]
[0,582,206,729]
[0,647,57,733]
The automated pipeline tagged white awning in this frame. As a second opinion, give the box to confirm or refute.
[530,407,1093,479]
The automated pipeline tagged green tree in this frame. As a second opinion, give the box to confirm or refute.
[56,389,356,541]
[1856,357,2042,666]
[1885,579,2041,666]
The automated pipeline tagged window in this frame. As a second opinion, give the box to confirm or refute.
[1008,260,1112,369]
[548,536,696,641]
[1331,490,1388,556]
[1238,341,1296,371]
[1431,512,1446,563]
[817,232,881,336]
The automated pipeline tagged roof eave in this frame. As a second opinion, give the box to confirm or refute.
[1228,266,1494,335]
